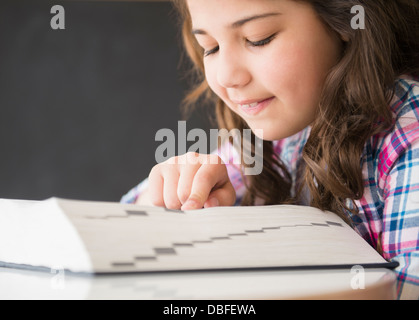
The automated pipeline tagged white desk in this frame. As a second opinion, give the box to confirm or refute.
[0,266,397,300]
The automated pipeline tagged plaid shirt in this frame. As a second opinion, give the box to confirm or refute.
[121,76,419,299]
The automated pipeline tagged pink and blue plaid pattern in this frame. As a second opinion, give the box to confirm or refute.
[121,76,419,299]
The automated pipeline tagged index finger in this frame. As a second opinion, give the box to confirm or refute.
[181,156,229,210]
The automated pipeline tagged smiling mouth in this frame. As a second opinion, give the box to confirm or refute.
[235,97,274,108]
[240,102,259,109]
[234,97,274,115]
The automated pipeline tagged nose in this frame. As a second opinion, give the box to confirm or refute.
[216,49,251,89]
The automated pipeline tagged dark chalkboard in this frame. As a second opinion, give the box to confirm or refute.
[0,0,211,201]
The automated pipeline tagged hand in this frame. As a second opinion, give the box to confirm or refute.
[145,152,236,210]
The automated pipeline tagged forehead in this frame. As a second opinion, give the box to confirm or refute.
[186,0,286,28]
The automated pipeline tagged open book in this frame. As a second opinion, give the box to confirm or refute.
[0,197,397,274]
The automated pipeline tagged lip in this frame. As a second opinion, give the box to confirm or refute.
[235,97,274,116]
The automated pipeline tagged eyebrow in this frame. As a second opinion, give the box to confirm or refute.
[192,12,281,35]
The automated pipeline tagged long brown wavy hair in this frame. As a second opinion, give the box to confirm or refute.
[171,0,419,222]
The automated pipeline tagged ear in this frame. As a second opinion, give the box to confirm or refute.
[340,34,350,42]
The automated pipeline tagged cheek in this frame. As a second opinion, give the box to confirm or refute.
[260,47,317,109]
[260,36,338,111]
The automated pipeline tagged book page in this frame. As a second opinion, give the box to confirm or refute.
[54,198,389,274]
[0,198,92,273]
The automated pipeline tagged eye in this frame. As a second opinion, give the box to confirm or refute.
[247,33,278,47]
[203,32,278,58]
[204,46,219,57]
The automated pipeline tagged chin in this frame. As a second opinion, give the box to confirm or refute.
[248,128,278,142]
[246,121,284,141]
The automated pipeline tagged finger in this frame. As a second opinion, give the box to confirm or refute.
[162,166,182,210]
[181,157,228,210]
[177,153,202,204]
[203,181,236,208]
[147,165,165,207]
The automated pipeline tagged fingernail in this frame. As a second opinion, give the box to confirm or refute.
[206,197,219,208]
[181,198,200,210]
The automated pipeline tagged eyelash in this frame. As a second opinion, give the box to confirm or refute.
[203,33,278,57]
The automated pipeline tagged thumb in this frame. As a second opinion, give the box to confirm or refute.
[180,160,234,210]
[181,184,236,210]
[204,184,236,208]
[181,193,206,210]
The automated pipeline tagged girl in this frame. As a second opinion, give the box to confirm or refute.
[122,0,419,299]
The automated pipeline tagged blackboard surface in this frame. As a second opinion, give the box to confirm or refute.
[0,1,210,202]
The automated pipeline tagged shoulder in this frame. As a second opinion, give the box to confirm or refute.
[390,76,419,122]
[373,76,419,180]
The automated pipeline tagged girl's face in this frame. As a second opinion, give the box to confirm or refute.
[188,0,343,140]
